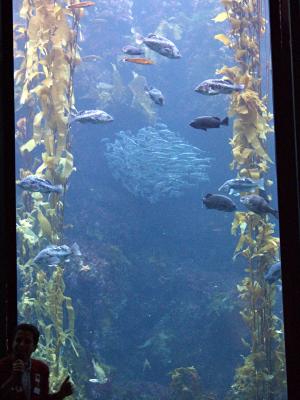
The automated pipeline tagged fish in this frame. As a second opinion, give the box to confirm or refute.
[88,379,101,384]
[189,116,229,131]
[82,55,102,62]
[33,243,82,267]
[240,194,279,218]
[122,57,154,65]
[194,77,245,95]
[96,82,114,90]
[264,262,281,284]
[66,1,95,9]
[122,45,145,56]
[92,359,108,384]
[145,86,164,105]
[218,177,265,196]
[70,109,113,124]
[142,358,151,372]
[203,193,237,212]
[136,33,181,59]
[17,175,63,194]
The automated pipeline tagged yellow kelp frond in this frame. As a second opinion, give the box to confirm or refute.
[212,11,229,22]
[214,33,232,46]
[216,65,242,81]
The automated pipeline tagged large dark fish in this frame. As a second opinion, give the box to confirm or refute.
[34,243,82,267]
[17,175,63,194]
[136,33,181,59]
[145,86,164,105]
[264,262,281,284]
[218,177,265,196]
[203,193,236,212]
[189,116,228,131]
[194,77,245,95]
[122,45,145,56]
[240,194,279,219]
[70,109,113,124]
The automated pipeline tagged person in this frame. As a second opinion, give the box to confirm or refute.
[0,323,74,400]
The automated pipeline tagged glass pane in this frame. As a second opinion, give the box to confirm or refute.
[13,1,287,399]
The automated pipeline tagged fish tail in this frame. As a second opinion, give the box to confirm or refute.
[55,184,64,194]
[135,33,144,46]
[256,177,265,191]
[237,84,245,91]
[71,242,82,256]
[69,113,77,124]
[221,117,229,126]
[271,209,279,219]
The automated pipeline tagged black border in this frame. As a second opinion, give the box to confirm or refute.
[0,0,17,356]
[269,0,300,398]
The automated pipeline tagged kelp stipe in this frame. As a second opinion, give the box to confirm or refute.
[214,0,286,398]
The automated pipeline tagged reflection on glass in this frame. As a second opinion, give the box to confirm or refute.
[13,0,287,399]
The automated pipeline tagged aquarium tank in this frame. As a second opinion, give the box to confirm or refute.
[13,0,287,399]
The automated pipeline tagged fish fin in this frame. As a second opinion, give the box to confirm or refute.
[221,117,229,126]
[200,127,207,131]
[135,33,144,45]
[48,257,60,267]
[222,77,233,84]
[256,177,265,191]
[71,242,82,256]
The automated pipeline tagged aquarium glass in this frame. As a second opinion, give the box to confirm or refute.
[14,0,287,399]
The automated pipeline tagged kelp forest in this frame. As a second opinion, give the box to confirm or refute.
[14,0,82,395]
[214,0,286,399]
[12,0,286,399]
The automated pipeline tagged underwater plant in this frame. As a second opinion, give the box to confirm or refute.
[169,367,204,400]
[213,0,286,399]
[104,124,212,203]
[14,0,87,396]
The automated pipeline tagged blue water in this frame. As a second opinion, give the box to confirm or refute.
[14,0,282,399]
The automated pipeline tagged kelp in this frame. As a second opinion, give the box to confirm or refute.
[169,367,204,400]
[14,0,84,397]
[214,1,286,399]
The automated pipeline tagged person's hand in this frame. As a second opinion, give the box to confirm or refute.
[12,359,25,376]
[58,376,73,399]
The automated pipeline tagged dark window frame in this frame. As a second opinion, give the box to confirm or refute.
[0,0,17,356]
[269,0,300,396]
